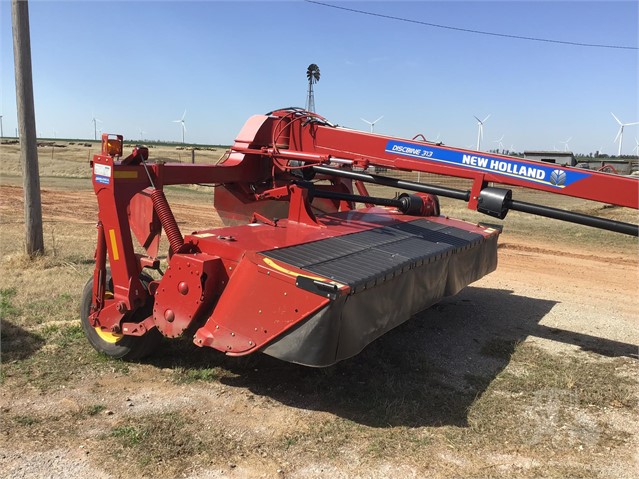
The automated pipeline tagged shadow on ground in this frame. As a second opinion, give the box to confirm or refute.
[145,286,637,428]
[1,319,46,361]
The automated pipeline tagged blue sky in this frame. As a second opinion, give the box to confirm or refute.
[1,0,638,154]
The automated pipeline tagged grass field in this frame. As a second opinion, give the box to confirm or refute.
[1,141,637,478]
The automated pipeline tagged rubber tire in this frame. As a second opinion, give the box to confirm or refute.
[80,271,162,360]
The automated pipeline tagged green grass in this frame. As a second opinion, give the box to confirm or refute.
[40,323,85,348]
[171,366,222,383]
[494,343,636,408]
[463,342,636,453]
[86,404,106,416]
[0,288,19,319]
[111,425,146,447]
[106,413,225,477]
[14,415,41,426]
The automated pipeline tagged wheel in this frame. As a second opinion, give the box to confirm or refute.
[80,270,162,360]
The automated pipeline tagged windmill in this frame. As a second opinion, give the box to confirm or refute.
[633,137,639,156]
[360,116,383,133]
[91,114,102,140]
[138,128,146,141]
[559,136,572,152]
[305,64,320,112]
[173,110,187,144]
[611,112,639,156]
[493,134,505,152]
[474,114,490,150]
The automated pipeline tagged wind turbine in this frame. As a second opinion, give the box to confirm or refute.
[91,114,102,140]
[611,112,639,156]
[173,110,187,143]
[493,134,505,152]
[0,114,3,138]
[633,137,639,156]
[559,137,572,152]
[474,114,490,150]
[361,116,383,133]
[138,128,146,141]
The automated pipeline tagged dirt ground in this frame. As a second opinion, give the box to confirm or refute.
[1,143,638,478]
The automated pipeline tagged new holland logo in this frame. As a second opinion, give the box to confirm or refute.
[549,169,567,186]
[384,140,592,189]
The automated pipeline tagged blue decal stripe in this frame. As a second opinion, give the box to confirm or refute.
[385,149,565,188]
[385,140,591,188]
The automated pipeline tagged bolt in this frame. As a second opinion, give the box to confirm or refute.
[178,281,189,295]
[231,332,235,337]
[164,309,175,323]
[248,341,254,346]
[116,301,127,313]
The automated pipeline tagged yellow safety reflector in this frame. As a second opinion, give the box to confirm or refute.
[262,257,343,287]
[113,170,138,179]
[109,229,120,261]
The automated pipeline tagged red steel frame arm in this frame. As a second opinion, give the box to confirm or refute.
[278,122,638,210]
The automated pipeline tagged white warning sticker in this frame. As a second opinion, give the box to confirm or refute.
[94,163,112,177]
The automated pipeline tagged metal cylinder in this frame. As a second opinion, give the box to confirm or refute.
[508,199,639,236]
[312,165,470,201]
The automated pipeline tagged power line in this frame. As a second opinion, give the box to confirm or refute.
[305,0,638,51]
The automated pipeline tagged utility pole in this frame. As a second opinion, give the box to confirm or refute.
[12,0,44,256]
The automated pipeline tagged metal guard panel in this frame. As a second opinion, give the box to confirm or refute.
[260,219,483,293]
[258,220,497,367]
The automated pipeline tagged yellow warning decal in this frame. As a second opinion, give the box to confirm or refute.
[109,229,120,261]
[192,233,216,238]
[262,257,343,287]
[113,171,139,179]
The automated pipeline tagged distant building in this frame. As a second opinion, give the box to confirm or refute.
[523,151,576,167]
